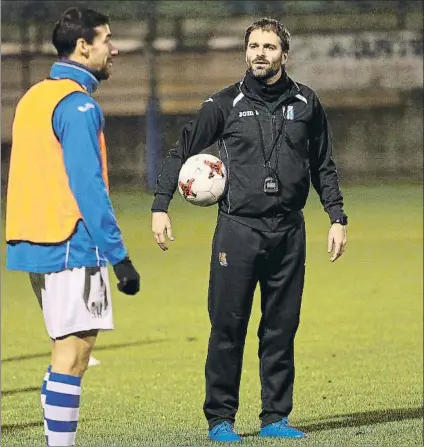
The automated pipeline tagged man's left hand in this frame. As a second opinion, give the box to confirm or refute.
[327,223,347,262]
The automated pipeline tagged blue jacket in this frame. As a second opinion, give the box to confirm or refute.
[7,60,128,273]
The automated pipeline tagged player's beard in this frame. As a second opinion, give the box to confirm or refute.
[90,59,113,81]
[91,65,110,81]
[248,58,281,82]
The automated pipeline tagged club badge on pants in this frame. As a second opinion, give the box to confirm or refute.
[218,252,228,267]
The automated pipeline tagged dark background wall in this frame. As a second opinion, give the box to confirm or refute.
[1,1,423,189]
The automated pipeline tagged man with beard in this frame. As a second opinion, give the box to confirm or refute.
[152,18,348,442]
[5,7,140,446]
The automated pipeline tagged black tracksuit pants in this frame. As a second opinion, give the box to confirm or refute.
[203,212,306,429]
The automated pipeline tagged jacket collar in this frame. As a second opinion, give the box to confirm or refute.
[240,69,300,106]
[49,59,100,94]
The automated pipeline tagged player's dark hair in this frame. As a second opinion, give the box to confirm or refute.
[244,18,291,52]
[52,7,109,58]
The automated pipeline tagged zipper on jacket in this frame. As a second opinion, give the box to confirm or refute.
[271,113,276,141]
[271,113,277,228]
[275,106,289,213]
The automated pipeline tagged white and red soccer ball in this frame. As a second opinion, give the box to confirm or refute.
[178,154,227,206]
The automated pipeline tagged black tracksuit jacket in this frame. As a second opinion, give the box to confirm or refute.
[152,71,347,230]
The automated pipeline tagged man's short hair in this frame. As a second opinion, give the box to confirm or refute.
[244,18,291,52]
[52,7,109,58]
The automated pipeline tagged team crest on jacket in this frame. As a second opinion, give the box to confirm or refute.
[283,105,294,120]
[218,252,228,267]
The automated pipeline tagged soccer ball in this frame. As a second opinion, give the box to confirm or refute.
[178,154,227,206]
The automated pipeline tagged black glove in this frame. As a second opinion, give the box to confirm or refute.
[113,256,140,295]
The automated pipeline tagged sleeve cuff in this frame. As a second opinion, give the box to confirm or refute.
[151,193,172,213]
[104,244,128,266]
[327,206,347,224]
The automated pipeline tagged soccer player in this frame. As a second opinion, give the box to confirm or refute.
[152,18,347,442]
[5,7,140,446]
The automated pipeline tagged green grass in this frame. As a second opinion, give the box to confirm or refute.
[1,184,423,446]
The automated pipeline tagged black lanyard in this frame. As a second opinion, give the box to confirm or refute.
[244,97,287,176]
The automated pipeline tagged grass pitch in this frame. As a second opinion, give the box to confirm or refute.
[1,184,423,446]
